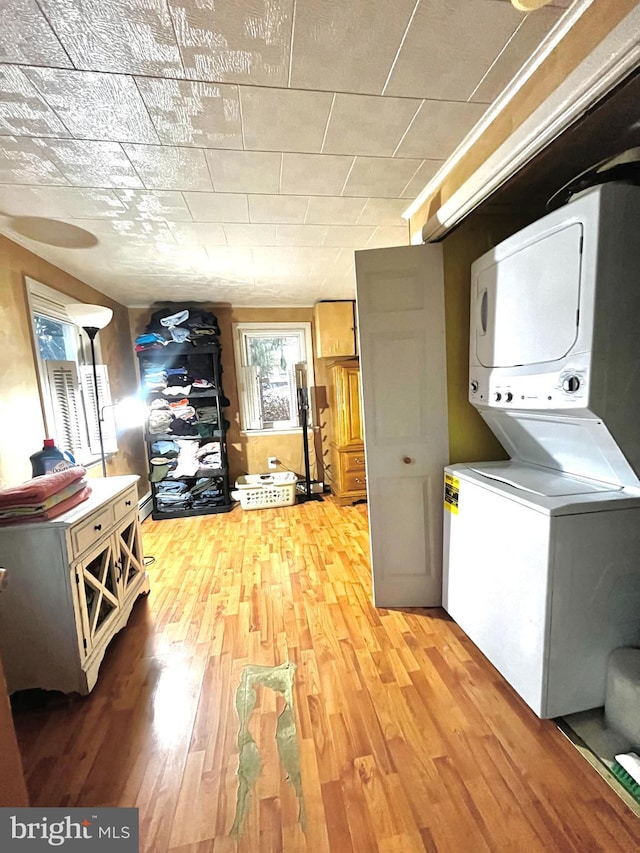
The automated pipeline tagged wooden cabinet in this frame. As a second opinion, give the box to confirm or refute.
[0,476,149,695]
[329,360,367,505]
[314,301,356,358]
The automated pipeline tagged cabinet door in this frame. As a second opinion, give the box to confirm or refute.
[314,302,355,358]
[0,582,28,805]
[74,535,120,657]
[114,513,145,600]
[355,243,448,608]
[332,362,363,446]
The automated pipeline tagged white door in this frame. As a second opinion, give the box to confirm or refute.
[355,244,449,607]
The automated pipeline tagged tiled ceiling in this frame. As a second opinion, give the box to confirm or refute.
[0,0,569,307]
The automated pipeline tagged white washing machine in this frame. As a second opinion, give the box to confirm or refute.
[443,461,640,718]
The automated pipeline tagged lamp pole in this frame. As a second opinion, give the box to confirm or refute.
[83,326,107,477]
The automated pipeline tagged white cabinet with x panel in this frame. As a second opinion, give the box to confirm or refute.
[0,476,149,695]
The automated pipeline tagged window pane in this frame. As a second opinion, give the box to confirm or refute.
[246,334,301,428]
[34,313,76,361]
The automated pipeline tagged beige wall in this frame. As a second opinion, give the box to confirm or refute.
[0,211,534,498]
[129,304,325,488]
[0,236,147,493]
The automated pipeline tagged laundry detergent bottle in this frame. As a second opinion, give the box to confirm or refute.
[30,439,76,477]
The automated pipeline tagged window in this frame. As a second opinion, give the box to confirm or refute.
[27,278,117,466]
[233,322,314,432]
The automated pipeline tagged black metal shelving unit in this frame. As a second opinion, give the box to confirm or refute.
[136,342,232,520]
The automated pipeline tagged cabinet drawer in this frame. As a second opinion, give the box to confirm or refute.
[341,449,366,474]
[71,505,114,557]
[343,470,367,493]
[113,487,137,522]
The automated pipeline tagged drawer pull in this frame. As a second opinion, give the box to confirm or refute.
[354,457,364,464]
[94,523,102,531]
[354,477,366,485]
[125,500,132,506]
[403,456,413,464]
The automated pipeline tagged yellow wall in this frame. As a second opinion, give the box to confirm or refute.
[129,304,323,488]
[0,236,147,493]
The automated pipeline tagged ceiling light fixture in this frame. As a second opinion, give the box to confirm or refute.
[511,0,554,9]
[7,217,98,248]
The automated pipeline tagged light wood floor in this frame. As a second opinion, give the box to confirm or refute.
[13,498,640,851]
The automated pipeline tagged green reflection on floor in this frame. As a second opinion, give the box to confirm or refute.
[230,661,305,839]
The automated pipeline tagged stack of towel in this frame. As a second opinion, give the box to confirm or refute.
[0,467,91,526]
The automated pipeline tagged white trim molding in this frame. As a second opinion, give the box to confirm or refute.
[404,1,640,242]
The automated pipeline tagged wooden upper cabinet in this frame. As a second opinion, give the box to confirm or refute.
[313,301,356,358]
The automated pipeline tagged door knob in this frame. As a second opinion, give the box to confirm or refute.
[403,456,412,464]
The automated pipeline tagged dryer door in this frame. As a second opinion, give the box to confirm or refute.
[473,222,583,368]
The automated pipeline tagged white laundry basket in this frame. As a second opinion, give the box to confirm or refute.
[235,472,298,510]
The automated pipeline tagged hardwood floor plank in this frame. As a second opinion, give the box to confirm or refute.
[10,499,640,852]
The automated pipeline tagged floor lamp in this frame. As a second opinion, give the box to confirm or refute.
[66,303,113,477]
[295,362,323,504]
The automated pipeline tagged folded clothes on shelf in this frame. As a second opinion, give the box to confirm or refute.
[148,410,173,434]
[165,440,199,478]
[155,480,190,495]
[195,406,218,424]
[170,418,198,436]
[191,496,225,508]
[168,402,196,420]
[192,333,220,347]
[149,398,170,410]
[142,369,167,391]
[155,496,191,510]
[145,307,220,339]
[150,457,177,482]
[190,477,221,495]
[151,440,179,457]
[135,333,167,351]
[196,442,222,470]
[169,327,190,343]
[160,309,189,329]
[163,384,192,396]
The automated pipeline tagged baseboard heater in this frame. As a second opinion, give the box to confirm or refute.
[139,492,153,522]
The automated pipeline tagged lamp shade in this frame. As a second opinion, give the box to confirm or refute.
[66,303,113,330]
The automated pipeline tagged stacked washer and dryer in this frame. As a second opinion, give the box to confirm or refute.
[443,182,640,719]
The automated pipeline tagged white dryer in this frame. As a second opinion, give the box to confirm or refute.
[469,182,640,487]
[443,461,640,718]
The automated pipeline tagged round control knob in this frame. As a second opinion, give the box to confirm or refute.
[470,380,479,393]
[494,392,502,402]
[562,375,580,393]
[505,392,513,402]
